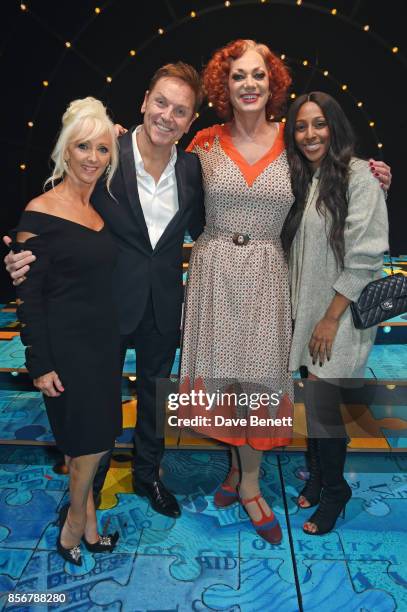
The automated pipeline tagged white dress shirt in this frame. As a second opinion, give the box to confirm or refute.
[132,126,179,249]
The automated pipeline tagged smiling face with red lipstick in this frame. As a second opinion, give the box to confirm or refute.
[202,39,291,122]
[228,49,270,117]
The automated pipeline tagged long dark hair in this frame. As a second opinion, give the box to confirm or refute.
[282,91,355,268]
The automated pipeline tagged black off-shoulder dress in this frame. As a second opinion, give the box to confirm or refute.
[14,210,122,457]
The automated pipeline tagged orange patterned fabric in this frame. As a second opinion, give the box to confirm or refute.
[186,123,286,187]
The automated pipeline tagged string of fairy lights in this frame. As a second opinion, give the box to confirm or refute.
[17,0,404,173]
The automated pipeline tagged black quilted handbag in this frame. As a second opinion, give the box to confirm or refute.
[350,259,407,329]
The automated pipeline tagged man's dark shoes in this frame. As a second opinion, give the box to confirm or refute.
[133,479,181,518]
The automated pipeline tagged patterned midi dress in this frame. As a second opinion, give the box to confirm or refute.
[180,124,295,450]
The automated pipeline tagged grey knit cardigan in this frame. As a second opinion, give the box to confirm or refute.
[289,158,389,378]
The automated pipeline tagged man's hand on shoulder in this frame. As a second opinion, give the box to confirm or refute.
[114,124,128,137]
[3,197,47,285]
[3,235,36,286]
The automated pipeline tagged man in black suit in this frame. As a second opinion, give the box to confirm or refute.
[4,62,205,518]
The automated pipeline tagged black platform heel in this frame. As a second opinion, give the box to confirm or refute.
[303,437,351,536]
[56,504,82,566]
[82,531,119,553]
[303,481,352,535]
[297,438,322,509]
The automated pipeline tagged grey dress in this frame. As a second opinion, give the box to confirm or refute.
[289,158,389,378]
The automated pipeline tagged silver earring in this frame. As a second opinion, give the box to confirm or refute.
[63,159,69,167]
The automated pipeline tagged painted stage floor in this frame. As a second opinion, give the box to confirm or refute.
[1,385,407,452]
[0,257,406,608]
[0,447,406,610]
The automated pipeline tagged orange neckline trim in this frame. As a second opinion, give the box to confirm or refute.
[218,123,285,187]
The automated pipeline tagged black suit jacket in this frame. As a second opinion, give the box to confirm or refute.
[92,128,205,335]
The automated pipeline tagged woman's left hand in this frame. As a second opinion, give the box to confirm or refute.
[369,159,392,191]
[309,316,339,366]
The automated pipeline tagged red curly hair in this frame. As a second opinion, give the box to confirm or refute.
[203,39,291,120]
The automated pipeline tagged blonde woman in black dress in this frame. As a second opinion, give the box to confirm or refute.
[13,98,121,565]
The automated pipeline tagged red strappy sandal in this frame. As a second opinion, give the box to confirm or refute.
[213,466,240,508]
[239,491,282,545]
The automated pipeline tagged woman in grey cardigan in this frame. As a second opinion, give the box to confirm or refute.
[282,91,389,535]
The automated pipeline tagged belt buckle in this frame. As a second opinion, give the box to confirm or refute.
[232,233,250,246]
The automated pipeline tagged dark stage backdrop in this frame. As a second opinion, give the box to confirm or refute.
[2,0,406,299]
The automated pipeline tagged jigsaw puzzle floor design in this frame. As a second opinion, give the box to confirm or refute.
[0,447,406,611]
[1,385,407,452]
[0,258,405,608]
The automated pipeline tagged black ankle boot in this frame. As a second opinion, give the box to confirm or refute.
[304,480,351,535]
[298,438,321,508]
[303,438,351,536]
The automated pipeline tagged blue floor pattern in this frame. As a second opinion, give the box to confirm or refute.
[2,384,407,450]
[1,257,406,609]
[0,447,406,611]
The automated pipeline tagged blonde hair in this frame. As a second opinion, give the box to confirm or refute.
[44,97,118,194]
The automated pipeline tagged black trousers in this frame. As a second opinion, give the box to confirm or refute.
[93,295,179,493]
